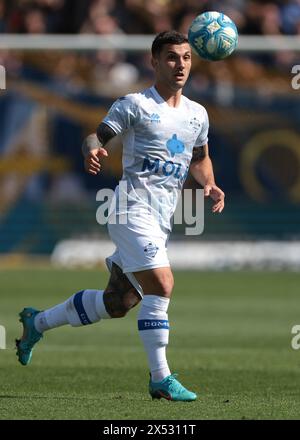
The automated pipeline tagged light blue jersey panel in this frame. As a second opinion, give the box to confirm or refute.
[103,86,209,231]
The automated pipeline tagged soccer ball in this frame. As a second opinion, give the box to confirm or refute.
[188,11,238,61]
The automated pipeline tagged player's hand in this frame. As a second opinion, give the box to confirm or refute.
[204,184,225,213]
[84,148,108,175]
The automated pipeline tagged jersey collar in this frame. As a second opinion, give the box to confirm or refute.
[150,86,183,110]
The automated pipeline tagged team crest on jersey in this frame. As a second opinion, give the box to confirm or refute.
[166,134,185,157]
[144,242,159,258]
[189,117,202,133]
[147,113,161,124]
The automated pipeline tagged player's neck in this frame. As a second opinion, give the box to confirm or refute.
[154,83,182,108]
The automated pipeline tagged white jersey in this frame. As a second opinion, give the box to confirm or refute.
[103,86,209,231]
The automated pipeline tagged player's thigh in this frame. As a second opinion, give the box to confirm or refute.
[133,266,174,298]
[107,220,170,274]
[107,217,172,297]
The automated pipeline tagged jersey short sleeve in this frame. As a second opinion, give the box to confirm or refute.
[103,96,137,134]
[194,107,209,147]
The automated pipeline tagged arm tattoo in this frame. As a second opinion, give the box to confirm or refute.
[97,122,117,146]
[81,133,101,157]
[81,123,117,157]
[191,146,206,163]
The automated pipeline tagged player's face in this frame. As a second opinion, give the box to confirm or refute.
[152,43,192,92]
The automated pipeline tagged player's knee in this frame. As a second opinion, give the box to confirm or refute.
[152,272,174,297]
[158,281,173,297]
[134,268,174,297]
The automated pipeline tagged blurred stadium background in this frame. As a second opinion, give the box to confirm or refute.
[2,0,300,421]
[0,0,300,269]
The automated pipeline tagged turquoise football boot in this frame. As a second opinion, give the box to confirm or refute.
[149,373,197,402]
[16,307,43,366]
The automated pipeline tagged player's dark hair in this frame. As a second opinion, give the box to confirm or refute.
[151,31,189,57]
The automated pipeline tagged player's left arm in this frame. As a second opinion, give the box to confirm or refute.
[190,144,225,213]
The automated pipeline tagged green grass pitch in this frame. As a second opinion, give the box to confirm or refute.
[0,268,300,420]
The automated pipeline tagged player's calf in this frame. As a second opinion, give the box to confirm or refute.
[103,289,140,318]
[104,263,141,317]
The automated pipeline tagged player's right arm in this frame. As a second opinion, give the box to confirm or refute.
[83,95,136,175]
[82,123,117,175]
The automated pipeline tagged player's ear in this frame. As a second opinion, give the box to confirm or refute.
[151,56,158,69]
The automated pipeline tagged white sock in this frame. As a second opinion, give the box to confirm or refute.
[138,295,171,383]
[34,289,111,333]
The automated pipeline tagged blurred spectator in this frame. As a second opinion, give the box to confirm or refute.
[81,0,122,34]
[1,0,300,36]
[260,3,282,35]
[281,0,300,35]
[0,0,6,32]
[92,49,121,92]
[82,12,122,34]
[91,49,139,95]
[23,8,47,33]
[109,61,139,88]
[53,53,86,93]
[178,12,198,35]
[58,0,92,33]
[118,0,162,34]
[36,0,65,33]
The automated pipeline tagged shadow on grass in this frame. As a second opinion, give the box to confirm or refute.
[0,394,131,400]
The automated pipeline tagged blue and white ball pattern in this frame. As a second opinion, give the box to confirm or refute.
[188,11,238,61]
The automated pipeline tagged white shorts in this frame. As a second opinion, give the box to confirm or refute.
[105,217,170,297]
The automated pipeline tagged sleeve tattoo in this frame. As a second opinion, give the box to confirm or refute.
[81,123,117,157]
[97,122,117,145]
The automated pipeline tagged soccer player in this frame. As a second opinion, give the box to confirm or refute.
[16,31,225,402]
